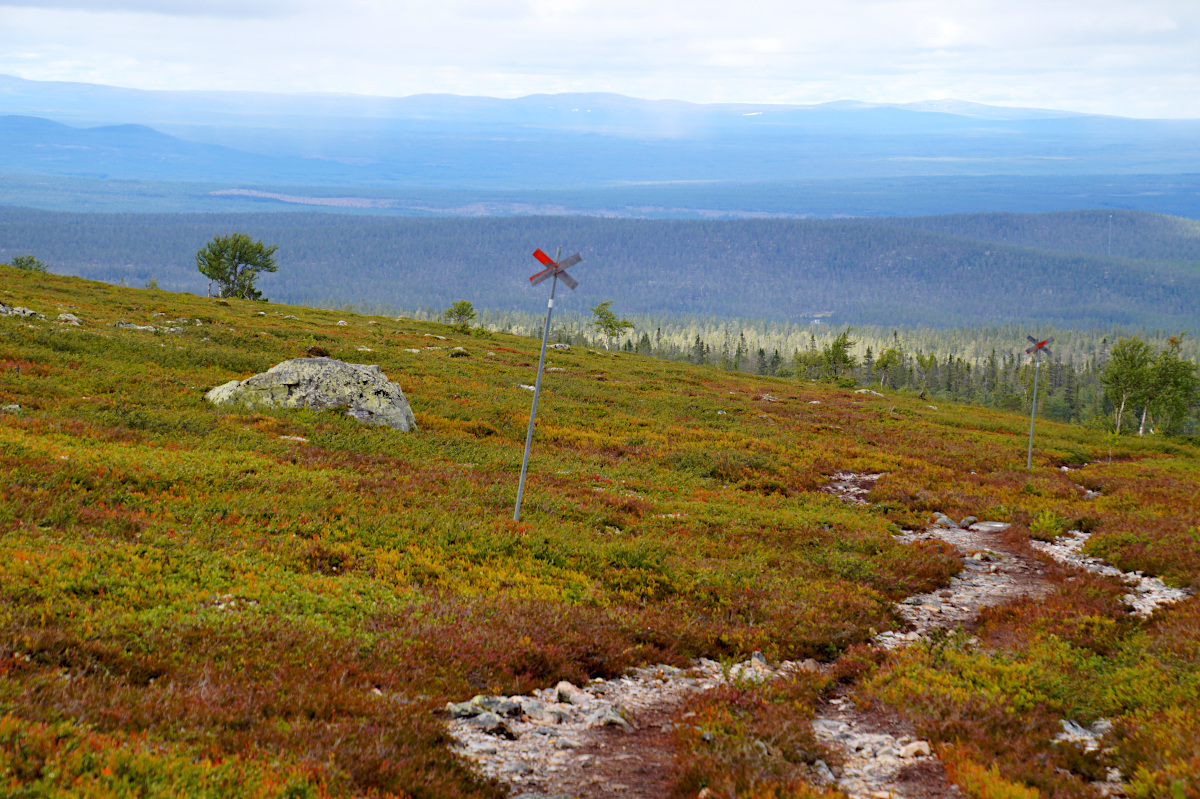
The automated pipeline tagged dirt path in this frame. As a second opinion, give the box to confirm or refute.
[447,659,778,799]
[446,471,1188,799]
[808,474,1054,799]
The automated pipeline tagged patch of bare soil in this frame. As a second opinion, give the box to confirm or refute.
[537,696,686,799]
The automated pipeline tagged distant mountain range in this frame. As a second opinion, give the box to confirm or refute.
[2,74,1199,217]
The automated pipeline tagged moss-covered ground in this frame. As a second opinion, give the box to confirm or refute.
[1,267,1197,797]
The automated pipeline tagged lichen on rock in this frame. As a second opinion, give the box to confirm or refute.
[205,357,417,431]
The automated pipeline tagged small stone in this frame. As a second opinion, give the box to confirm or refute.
[549,343,571,350]
[555,680,589,705]
[969,521,1012,533]
[336,320,348,326]
[446,701,483,718]
[590,705,632,730]
[1,404,20,413]
[56,312,82,326]
[900,741,932,758]
[960,515,978,527]
[468,711,519,739]
[518,697,546,719]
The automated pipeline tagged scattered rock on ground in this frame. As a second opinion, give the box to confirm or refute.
[1030,531,1192,616]
[56,312,83,326]
[447,655,823,798]
[205,357,417,431]
[0,304,47,320]
[813,712,936,797]
[821,471,886,504]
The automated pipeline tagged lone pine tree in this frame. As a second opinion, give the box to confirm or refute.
[196,233,278,301]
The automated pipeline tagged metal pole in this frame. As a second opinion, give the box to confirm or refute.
[1026,354,1041,470]
[514,254,560,522]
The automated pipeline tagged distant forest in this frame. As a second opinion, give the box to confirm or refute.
[366,304,1198,436]
[2,207,1199,330]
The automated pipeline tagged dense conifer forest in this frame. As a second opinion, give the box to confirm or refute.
[2,207,1198,330]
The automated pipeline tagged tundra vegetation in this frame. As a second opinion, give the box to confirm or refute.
[1,265,1199,797]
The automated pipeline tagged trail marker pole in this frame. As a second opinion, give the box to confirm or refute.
[514,246,583,522]
[1024,335,1054,470]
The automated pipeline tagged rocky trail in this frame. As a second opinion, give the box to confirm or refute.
[445,470,1191,799]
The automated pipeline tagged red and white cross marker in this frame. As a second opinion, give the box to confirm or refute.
[1024,335,1054,469]
[514,246,584,522]
[529,248,582,290]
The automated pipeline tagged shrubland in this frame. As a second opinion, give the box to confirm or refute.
[1,266,1198,797]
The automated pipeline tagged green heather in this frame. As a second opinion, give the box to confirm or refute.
[1,266,1198,797]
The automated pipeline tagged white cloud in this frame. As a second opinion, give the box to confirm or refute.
[0,0,299,18]
[0,0,1197,117]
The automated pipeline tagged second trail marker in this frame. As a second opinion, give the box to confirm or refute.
[514,246,583,522]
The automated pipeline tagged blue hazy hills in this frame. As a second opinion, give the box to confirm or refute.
[1,73,1199,217]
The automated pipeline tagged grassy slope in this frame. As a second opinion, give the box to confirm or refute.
[1,267,1197,797]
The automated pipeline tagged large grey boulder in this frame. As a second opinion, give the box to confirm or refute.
[205,357,417,431]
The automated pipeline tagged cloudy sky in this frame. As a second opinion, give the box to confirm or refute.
[1,0,1198,118]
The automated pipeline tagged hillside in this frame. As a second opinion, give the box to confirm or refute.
[1,266,1198,797]
[2,207,1199,329]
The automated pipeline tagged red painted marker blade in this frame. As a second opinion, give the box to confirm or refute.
[529,265,557,286]
[532,248,557,267]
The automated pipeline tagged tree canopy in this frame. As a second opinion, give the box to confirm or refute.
[1102,335,1199,435]
[589,301,634,349]
[195,233,278,301]
[7,254,47,272]
[443,300,477,332]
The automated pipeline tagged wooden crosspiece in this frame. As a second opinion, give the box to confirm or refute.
[514,247,584,522]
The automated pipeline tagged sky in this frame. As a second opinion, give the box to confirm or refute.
[1,0,1198,118]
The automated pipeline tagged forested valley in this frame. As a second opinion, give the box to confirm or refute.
[2,206,1199,329]
[5,204,1198,434]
